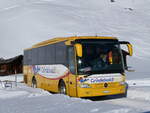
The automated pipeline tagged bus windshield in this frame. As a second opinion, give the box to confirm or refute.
[77,42,124,75]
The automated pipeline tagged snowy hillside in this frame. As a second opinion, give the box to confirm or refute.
[0,0,150,64]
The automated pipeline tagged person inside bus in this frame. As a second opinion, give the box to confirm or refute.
[90,48,108,70]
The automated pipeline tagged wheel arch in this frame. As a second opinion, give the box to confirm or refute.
[58,79,67,94]
[32,76,36,81]
[58,79,65,88]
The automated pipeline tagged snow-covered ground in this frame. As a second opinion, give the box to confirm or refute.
[1,74,150,113]
[1,0,150,112]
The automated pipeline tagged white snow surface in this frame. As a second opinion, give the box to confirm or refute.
[0,74,150,113]
[1,0,150,113]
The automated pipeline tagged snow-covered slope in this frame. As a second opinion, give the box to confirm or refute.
[0,0,150,71]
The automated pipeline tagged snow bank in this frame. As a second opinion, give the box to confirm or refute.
[104,108,131,113]
[128,89,150,102]
[127,79,150,87]
[127,78,150,101]
[0,82,51,99]
[0,90,29,99]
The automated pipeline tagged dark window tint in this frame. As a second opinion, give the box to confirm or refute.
[55,42,67,65]
[68,46,76,74]
[45,44,55,64]
[24,50,32,65]
[24,42,67,65]
[38,46,46,64]
[32,48,38,65]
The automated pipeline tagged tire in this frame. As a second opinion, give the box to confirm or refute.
[120,82,128,98]
[59,80,66,94]
[32,78,37,88]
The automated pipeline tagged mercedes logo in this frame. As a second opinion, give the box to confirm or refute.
[104,83,108,88]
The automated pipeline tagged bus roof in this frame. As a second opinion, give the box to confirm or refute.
[25,36,117,50]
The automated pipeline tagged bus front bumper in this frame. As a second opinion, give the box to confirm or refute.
[77,85,126,97]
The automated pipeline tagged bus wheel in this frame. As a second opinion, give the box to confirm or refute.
[120,83,128,98]
[59,80,66,94]
[32,77,37,88]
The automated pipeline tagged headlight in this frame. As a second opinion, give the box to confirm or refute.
[120,81,126,85]
[80,84,91,88]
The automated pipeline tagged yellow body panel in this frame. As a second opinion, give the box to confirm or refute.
[24,65,126,97]
[24,66,61,93]
[77,82,126,97]
[34,75,58,92]
[68,74,77,97]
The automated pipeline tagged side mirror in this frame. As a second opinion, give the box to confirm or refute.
[120,41,133,56]
[75,43,82,57]
[127,44,133,56]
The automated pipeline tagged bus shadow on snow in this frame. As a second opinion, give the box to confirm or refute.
[82,94,126,101]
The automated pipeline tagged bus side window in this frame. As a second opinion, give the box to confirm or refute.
[68,47,76,74]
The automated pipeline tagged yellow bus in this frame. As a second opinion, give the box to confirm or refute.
[23,36,133,97]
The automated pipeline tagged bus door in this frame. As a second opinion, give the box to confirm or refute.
[67,46,77,97]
